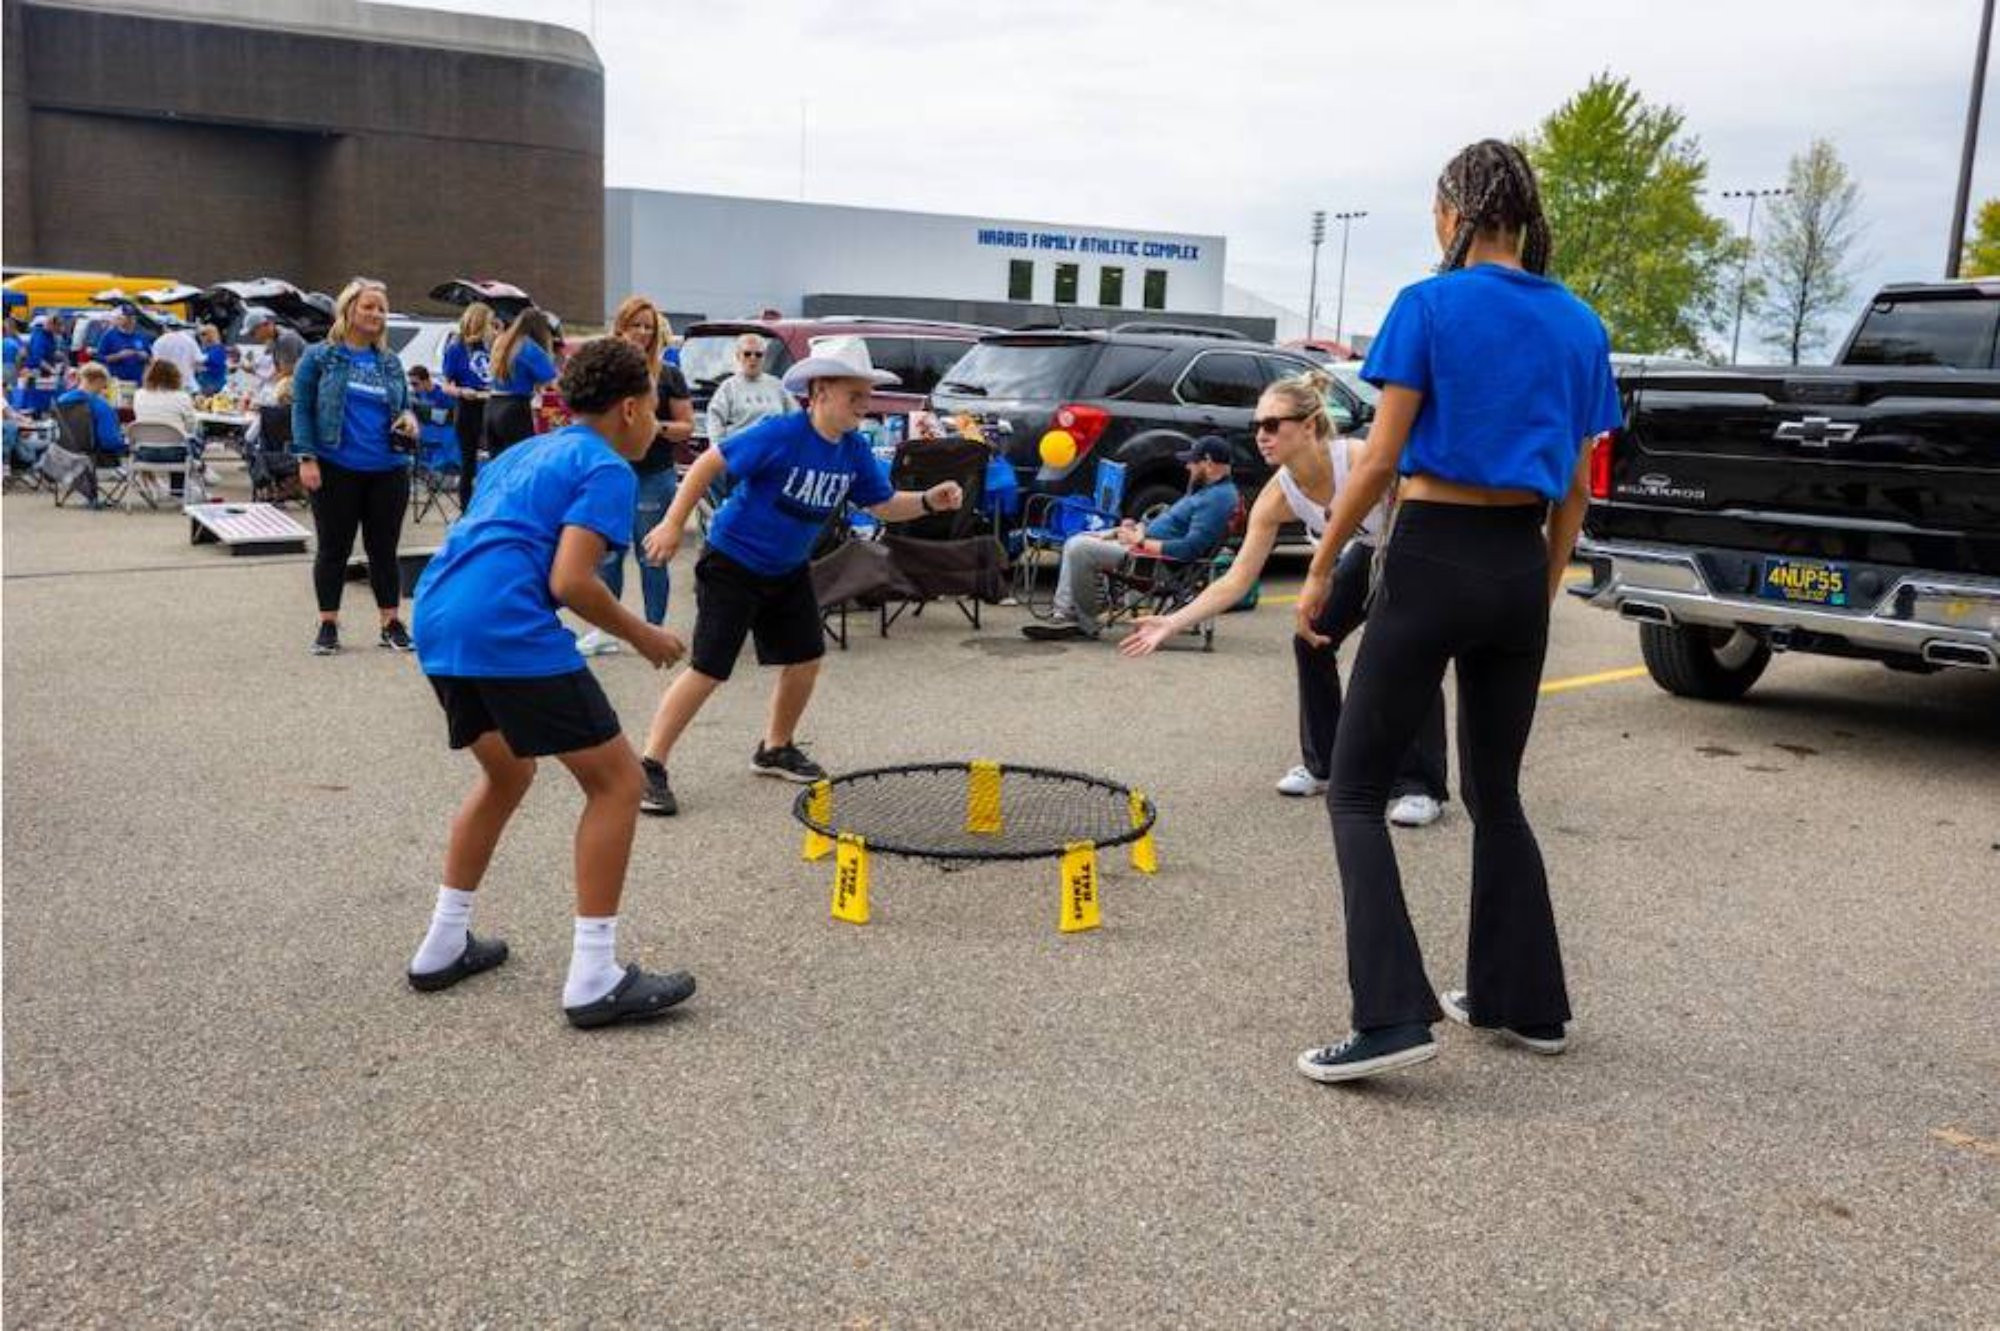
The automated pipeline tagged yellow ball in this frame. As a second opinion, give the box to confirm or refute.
[1039,429,1077,468]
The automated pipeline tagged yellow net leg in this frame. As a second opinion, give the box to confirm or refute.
[831,833,871,925]
[1059,840,1101,933]
[965,759,1003,835]
[1128,789,1158,875]
[802,779,834,862]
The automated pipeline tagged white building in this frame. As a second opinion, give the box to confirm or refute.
[605,189,1230,326]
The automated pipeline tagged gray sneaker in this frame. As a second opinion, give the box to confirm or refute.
[639,759,677,816]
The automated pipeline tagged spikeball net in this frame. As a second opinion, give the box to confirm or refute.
[791,761,1160,931]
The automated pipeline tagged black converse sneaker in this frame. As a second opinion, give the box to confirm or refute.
[311,622,340,655]
[379,619,415,652]
[1295,1023,1438,1083]
[751,742,825,783]
[639,759,678,816]
[1439,990,1567,1055]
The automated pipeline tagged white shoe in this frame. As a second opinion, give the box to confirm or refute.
[1275,765,1327,797]
[575,629,621,656]
[1388,794,1443,827]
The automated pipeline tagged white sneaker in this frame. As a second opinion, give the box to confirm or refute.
[1275,765,1327,797]
[575,628,621,656]
[1388,794,1443,827]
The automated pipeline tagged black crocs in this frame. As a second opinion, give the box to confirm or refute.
[563,964,697,1029]
[407,932,510,993]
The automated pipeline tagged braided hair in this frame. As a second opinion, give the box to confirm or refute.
[1435,139,1552,275]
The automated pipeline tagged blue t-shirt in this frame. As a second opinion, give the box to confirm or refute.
[197,343,229,395]
[705,413,897,575]
[1362,264,1623,503]
[96,327,153,383]
[441,337,491,392]
[56,389,125,454]
[334,349,406,472]
[414,423,639,678]
[495,339,555,395]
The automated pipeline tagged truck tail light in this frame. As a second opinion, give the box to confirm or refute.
[1588,431,1614,500]
[1053,404,1110,457]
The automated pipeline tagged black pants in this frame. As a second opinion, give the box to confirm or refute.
[311,458,410,614]
[454,396,485,507]
[483,394,535,459]
[1295,538,1448,799]
[1328,501,1568,1032]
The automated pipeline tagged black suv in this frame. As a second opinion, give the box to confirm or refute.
[929,323,1375,522]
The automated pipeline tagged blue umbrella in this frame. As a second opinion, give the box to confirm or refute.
[2,288,24,309]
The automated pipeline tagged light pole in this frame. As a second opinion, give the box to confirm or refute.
[1723,187,1789,364]
[1331,209,1367,349]
[1306,210,1326,341]
[1947,0,1995,277]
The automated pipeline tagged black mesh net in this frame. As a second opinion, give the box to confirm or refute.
[792,762,1157,862]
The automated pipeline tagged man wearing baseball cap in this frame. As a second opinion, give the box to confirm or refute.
[632,336,965,815]
[242,309,307,381]
[1022,435,1239,642]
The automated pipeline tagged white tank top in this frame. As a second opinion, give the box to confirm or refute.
[1275,436,1386,546]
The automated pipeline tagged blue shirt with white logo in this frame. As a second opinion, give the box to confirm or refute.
[96,327,153,384]
[441,337,491,392]
[705,413,896,575]
[1363,263,1623,503]
[334,349,406,472]
[414,423,638,678]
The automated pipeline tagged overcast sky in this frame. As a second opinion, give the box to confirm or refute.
[412,0,1992,352]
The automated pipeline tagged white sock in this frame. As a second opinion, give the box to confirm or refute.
[564,916,625,1008]
[410,886,477,974]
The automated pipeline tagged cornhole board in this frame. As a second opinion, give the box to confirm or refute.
[187,502,310,555]
[346,547,440,598]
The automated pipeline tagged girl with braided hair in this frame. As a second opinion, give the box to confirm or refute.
[1291,138,1623,1083]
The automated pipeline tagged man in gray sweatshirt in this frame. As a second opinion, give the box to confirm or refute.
[704,334,798,444]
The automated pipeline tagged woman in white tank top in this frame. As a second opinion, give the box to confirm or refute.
[1123,368,1448,814]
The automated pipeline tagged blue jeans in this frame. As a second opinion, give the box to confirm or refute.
[600,465,676,624]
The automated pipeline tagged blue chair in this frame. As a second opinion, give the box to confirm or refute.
[1012,459,1127,616]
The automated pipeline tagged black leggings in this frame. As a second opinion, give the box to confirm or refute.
[454,396,485,508]
[483,394,535,459]
[1327,501,1568,1032]
[311,458,410,614]
[1295,537,1448,798]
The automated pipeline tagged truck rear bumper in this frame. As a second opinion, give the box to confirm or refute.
[1572,539,2000,671]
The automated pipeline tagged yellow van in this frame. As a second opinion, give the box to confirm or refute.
[3,271,183,319]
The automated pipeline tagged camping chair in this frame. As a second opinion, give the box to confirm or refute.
[248,404,302,504]
[44,397,129,509]
[1013,458,1126,617]
[409,412,462,524]
[125,421,200,510]
[877,435,1002,633]
[1096,490,1246,652]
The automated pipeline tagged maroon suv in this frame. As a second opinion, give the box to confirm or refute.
[677,316,994,449]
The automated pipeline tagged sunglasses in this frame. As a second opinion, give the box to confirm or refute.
[1253,413,1310,435]
[740,351,764,359]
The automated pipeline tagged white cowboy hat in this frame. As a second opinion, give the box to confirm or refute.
[780,334,900,392]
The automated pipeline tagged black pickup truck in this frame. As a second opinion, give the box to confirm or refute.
[1574,280,2000,698]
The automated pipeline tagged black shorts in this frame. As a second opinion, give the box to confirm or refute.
[689,547,826,681]
[429,669,622,757]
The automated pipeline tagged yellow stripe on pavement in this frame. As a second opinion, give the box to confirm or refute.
[1538,665,1648,695]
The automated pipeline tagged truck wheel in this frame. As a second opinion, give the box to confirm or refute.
[1639,624,1771,701]
[1126,483,1182,526]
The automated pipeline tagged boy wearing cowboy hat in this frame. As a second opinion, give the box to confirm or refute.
[635,336,963,814]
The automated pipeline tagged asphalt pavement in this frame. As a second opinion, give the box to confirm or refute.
[4,487,1996,1329]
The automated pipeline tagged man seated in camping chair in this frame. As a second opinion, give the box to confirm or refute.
[1021,436,1238,643]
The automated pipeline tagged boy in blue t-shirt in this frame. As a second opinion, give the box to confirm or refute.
[408,338,699,1030]
[630,336,963,816]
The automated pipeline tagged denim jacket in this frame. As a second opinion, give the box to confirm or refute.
[290,340,409,460]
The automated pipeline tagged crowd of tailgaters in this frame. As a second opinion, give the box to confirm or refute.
[23,138,1617,1060]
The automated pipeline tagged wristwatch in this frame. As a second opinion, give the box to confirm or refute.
[919,491,936,514]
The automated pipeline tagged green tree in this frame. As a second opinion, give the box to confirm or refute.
[1964,198,2000,278]
[1754,140,1864,364]
[1524,74,1739,357]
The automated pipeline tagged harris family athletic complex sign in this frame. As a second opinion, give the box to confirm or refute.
[976,227,1205,262]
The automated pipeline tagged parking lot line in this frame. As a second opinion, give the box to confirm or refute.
[1539,665,1649,695]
